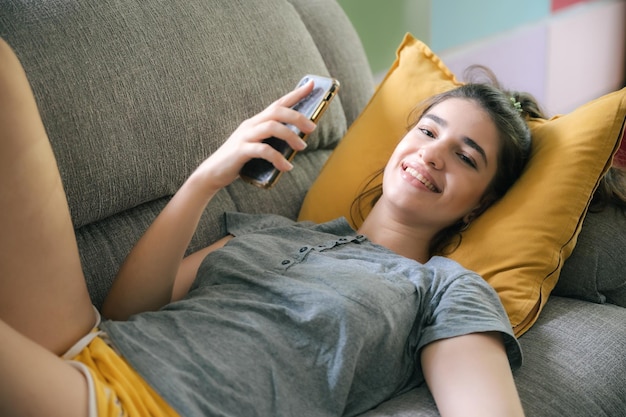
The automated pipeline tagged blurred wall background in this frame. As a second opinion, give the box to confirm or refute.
[337,0,626,116]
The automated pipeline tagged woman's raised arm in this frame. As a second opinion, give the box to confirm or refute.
[102,82,316,320]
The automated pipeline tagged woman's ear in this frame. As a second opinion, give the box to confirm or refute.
[464,193,498,224]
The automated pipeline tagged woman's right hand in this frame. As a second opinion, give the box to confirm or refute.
[190,80,318,194]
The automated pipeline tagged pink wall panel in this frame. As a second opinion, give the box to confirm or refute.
[546,0,626,114]
[440,25,548,108]
[551,0,591,12]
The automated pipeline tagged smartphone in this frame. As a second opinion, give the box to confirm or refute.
[239,74,340,189]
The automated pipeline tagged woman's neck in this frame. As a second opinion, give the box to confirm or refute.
[357,204,433,264]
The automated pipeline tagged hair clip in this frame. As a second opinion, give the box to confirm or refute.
[510,97,523,113]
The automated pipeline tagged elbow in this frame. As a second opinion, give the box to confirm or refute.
[101,298,126,321]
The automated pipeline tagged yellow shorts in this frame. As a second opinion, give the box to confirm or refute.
[62,310,180,417]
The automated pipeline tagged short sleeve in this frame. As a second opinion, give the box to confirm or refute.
[418,269,523,370]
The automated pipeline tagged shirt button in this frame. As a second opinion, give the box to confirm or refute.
[356,235,365,239]
[299,246,308,253]
[281,260,291,265]
[338,237,348,242]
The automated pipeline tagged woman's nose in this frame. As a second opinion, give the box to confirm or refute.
[419,141,445,169]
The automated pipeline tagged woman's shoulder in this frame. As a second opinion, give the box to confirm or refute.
[426,255,479,278]
[423,256,497,299]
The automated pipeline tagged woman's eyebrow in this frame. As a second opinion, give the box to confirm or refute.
[463,136,488,166]
[422,113,488,166]
[422,113,445,126]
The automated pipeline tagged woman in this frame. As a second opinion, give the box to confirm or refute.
[0,37,534,417]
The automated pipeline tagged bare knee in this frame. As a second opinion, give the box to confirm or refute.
[0,319,91,417]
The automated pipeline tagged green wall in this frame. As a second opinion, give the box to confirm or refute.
[337,0,430,74]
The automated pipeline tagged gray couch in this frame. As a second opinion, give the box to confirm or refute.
[2,0,625,415]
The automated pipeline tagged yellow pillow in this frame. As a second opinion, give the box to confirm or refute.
[298,33,626,336]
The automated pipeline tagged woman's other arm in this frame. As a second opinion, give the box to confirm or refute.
[421,332,525,417]
[101,172,223,320]
[170,234,233,302]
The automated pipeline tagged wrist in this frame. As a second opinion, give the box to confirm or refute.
[183,171,221,205]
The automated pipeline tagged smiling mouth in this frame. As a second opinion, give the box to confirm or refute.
[405,167,440,192]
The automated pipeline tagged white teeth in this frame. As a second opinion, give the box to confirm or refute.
[405,167,438,192]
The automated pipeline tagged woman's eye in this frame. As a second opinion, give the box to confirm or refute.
[419,128,435,138]
[458,153,477,169]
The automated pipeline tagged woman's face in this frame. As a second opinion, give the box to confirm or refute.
[381,97,500,231]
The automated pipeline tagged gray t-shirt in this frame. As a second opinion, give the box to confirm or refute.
[101,213,521,417]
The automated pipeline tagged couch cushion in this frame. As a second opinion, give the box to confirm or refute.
[514,297,626,417]
[299,33,626,336]
[554,203,626,306]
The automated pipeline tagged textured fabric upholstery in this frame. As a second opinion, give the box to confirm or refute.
[555,204,626,307]
[515,297,626,416]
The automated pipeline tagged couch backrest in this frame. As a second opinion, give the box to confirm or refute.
[0,0,374,307]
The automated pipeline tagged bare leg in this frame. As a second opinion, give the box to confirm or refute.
[0,39,95,354]
[0,320,90,417]
[0,37,96,416]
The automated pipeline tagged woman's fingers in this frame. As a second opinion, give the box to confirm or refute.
[192,80,320,190]
[273,78,315,109]
[243,116,309,151]
[234,81,318,162]
[252,81,317,138]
